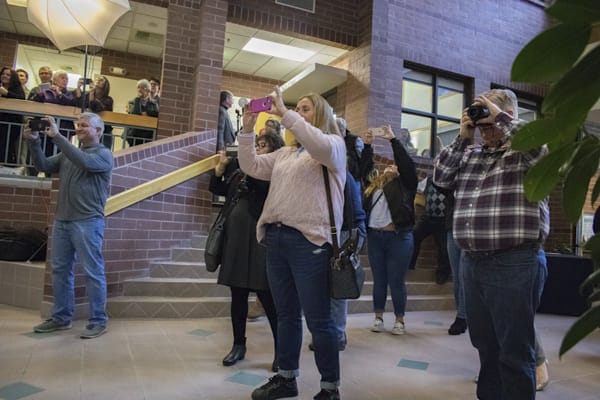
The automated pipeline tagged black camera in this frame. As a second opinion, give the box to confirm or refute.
[225,145,238,158]
[467,105,490,122]
[28,117,50,132]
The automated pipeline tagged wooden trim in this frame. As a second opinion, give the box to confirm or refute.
[0,98,157,129]
[104,154,219,216]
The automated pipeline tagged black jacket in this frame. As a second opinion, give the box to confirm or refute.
[364,138,418,230]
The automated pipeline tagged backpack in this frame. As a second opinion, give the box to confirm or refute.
[0,226,47,261]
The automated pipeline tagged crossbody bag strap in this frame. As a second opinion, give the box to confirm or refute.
[322,165,340,256]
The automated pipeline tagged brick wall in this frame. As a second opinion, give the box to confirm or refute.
[0,36,17,68]
[40,130,217,307]
[99,49,162,82]
[227,0,359,48]
[221,71,283,99]
[0,182,51,231]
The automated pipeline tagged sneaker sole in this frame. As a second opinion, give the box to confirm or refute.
[370,328,384,333]
[80,328,108,339]
[391,330,405,335]
[34,324,72,333]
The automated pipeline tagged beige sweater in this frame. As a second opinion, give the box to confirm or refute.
[238,110,346,246]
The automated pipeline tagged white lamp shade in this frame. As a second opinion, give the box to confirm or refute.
[27,0,131,51]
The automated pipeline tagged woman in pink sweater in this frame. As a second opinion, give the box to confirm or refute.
[238,86,346,400]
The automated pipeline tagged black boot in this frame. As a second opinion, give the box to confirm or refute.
[222,344,246,366]
[448,317,467,335]
[251,375,298,400]
[314,388,340,400]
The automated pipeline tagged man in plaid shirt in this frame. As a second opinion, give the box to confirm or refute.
[434,89,549,400]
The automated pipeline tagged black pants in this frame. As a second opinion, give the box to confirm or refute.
[230,286,278,351]
[409,215,450,272]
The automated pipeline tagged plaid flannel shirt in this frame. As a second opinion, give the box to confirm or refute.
[433,115,549,252]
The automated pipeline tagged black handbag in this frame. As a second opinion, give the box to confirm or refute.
[204,206,227,272]
[204,175,244,272]
[323,166,365,299]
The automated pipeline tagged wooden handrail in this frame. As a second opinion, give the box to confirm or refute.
[0,97,157,129]
[104,154,219,216]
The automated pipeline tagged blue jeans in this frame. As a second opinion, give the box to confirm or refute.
[330,298,347,344]
[51,218,107,325]
[446,230,466,319]
[264,224,339,389]
[462,246,544,400]
[367,229,413,316]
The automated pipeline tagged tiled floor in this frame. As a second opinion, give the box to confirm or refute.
[1,304,599,400]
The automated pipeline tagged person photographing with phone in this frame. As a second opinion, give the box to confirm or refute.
[433,89,549,400]
[363,124,417,335]
[238,87,345,400]
[25,113,113,339]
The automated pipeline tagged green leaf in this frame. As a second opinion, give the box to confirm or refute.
[524,143,577,201]
[547,0,600,25]
[511,119,559,152]
[563,142,600,222]
[559,302,600,357]
[584,234,600,260]
[511,23,590,83]
[580,268,600,294]
[589,290,600,303]
[591,177,600,206]
[542,45,600,126]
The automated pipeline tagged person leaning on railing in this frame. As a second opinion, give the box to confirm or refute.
[76,76,114,150]
[125,79,158,147]
[0,66,26,167]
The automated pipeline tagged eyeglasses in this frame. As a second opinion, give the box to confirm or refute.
[255,142,268,149]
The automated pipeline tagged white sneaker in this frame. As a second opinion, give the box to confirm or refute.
[370,318,384,332]
[391,321,405,335]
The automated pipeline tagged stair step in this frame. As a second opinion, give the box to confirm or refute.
[149,260,217,279]
[191,235,207,248]
[171,247,204,262]
[122,277,229,297]
[107,294,456,318]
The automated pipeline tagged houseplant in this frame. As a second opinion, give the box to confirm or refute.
[510,0,600,356]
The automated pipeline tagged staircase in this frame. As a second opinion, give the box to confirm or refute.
[107,234,455,318]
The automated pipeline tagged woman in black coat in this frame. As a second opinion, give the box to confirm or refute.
[0,66,25,166]
[209,131,285,371]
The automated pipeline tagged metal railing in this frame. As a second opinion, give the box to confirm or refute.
[0,98,158,173]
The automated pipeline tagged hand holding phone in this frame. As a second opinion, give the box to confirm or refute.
[368,126,387,137]
[249,97,273,113]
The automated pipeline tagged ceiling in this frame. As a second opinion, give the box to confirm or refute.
[1,1,349,91]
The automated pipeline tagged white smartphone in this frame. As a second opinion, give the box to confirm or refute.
[369,126,387,137]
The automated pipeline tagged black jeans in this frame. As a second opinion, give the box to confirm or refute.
[409,215,450,272]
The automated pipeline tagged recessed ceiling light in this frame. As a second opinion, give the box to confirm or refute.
[242,38,315,62]
[7,0,27,6]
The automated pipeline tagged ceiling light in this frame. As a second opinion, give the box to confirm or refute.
[7,0,27,7]
[242,38,315,62]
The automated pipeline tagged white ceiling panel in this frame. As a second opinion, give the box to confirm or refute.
[0,19,16,33]
[254,30,293,45]
[225,32,251,49]
[128,42,163,58]
[134,2,167,19]
[305,53,337,65]
[254,58,301,80]
[288,38,326,53]
[104,38,129,53]
[227,23,258,37]
[109,26,131,41]
[232,51,271,66]
[132,13,167,35]
[115,12,134,28]
[223,47,239,63]
[320,46,348,58]
[14,23,42,37]
[8,6,28,22]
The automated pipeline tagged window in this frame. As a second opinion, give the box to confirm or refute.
[401,64,469,158]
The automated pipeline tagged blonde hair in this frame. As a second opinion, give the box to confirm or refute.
[481,89,519,119]
[364,168,396,197]
[299,93,340,135]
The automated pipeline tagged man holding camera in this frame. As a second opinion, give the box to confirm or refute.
[433,89,548,400]
[25,113,113,339]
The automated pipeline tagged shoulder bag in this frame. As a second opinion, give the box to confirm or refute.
[323,166,365,299]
